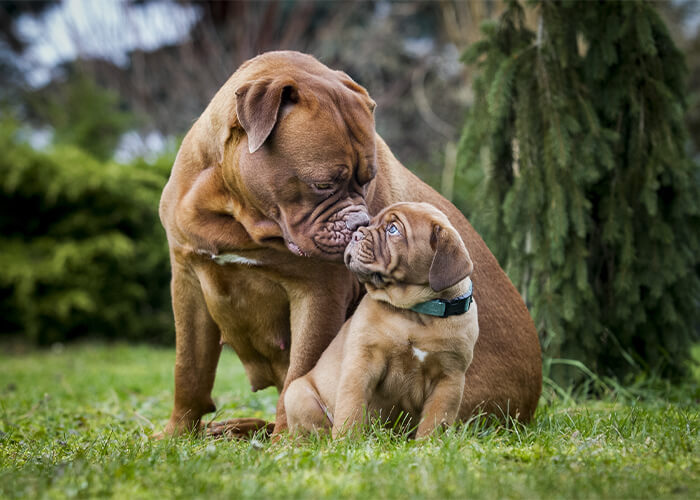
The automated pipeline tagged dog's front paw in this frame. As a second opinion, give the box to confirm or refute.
[206,418,275,440]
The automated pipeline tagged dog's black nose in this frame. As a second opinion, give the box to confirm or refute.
[345,212,370,231]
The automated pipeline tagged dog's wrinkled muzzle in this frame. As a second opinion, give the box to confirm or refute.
[343,230,364,266]
[311,207,370,257]
[344,228,381,282]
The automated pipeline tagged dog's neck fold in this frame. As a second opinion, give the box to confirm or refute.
[365,276,473,312]
[434,276,473,303]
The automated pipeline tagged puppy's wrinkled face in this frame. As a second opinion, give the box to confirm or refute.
[344,202,473,307]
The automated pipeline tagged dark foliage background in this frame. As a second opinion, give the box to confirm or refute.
[0,0,698,384]
[456,0,700,380]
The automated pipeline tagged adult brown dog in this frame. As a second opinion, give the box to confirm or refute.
[158,51,541,436]
[286,203,480,438]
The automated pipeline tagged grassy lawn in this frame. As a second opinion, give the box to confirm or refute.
[0,344,698,499]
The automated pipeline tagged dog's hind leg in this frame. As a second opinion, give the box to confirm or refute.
[284,376,333,436]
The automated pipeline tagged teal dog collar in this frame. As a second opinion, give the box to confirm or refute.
[410,280,473,318]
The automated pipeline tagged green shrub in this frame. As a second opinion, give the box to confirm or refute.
[0,119,174,344]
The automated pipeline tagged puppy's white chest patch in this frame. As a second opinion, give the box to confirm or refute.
[211,253,261,266]
[412,346,428,363]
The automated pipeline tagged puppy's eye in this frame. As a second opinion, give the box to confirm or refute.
[313,183,333,190]
[387,223,400,236]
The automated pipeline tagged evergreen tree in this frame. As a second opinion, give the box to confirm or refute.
[456,0,700,380]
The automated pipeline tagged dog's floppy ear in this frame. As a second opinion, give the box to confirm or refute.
[235,78,298,154]
[429,223,473,292]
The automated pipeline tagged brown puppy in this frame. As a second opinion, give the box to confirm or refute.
[285,203,479,438]
[158,51,541,437]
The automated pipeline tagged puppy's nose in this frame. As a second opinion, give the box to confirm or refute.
[346,212,370,231]
[351,230,365,242]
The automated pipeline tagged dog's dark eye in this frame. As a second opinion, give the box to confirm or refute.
[314,183,333,190]
[387,223,400,236]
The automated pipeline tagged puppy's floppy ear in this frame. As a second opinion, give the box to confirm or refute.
[235,78,298,154]
[429,224,473,292]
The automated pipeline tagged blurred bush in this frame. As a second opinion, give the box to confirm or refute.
[26,72,136,161]
[0,118,174,345]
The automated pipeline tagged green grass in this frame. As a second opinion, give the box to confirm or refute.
[0,344,698,499]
